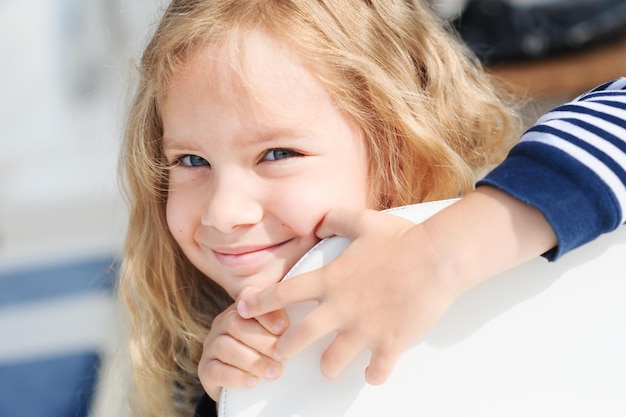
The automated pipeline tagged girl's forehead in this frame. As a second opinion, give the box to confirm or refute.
[170,31,330,110]
[161,30,347,141]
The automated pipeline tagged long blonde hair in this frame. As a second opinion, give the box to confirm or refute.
[119,0,519,415]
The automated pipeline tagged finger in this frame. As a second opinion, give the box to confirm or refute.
[274,305,337,360]
[237,286,263,300]
[254,309,289,336]
[204,334,283,382]
[198,359,259,401]
[315,207,370,239]
[237,287,290,335]
[319,332,367,381]
[237,274,323,319]
[318,208,413,240]
[218,310,279,357]
[364,346,402,385]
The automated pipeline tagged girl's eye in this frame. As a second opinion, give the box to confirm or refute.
[179,154,209,167]
[262,148,301,161]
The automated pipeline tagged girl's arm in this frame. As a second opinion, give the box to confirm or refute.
[479,77,626,259]
[237,78,626,384]
[239,188,556,384]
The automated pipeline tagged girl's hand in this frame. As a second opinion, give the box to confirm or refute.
[238,210,459,385]
[236,187,557,385]
[198,288,288,401]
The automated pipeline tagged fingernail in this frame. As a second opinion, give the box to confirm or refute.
[265,365,280,380]
[272,318,286,333]
[237,300,249,318]
[272,351,284,361]
[246,377,258,387]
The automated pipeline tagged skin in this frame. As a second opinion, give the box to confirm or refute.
[161,32,370,400]
[163,31,557,403]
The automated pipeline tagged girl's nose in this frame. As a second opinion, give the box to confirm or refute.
[201,170,263,233]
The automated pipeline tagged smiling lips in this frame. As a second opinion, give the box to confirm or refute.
[211,240,291,268]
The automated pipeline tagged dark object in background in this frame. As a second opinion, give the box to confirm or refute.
[454,0,626,64]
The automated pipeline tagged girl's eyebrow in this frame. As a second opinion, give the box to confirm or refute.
[161,127,310,151]
[235,126,310,147]
[161,135,201,153]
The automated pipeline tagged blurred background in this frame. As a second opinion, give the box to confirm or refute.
[0,0,624,416]
[0,1,163,416]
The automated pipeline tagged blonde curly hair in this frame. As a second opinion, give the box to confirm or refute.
[119,0,520,415]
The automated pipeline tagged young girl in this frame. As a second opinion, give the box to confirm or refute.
[118,1,625,416]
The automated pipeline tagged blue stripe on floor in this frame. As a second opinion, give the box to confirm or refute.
[0,352,101,417]
[0,256,118,308]
[0,255,120,417]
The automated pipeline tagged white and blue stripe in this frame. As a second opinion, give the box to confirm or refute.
[526,78,626,225]
[479,78,626,259]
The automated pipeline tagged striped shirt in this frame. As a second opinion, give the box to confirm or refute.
[479,78,626,260]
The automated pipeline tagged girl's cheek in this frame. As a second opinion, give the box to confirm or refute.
[283,194,331,236]
[165,195,188,240]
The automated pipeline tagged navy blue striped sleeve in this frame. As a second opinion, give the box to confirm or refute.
[478,78,626,260]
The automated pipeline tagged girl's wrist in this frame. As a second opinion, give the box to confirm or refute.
[418,186,557,294]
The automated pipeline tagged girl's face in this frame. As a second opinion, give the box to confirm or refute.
[162,33,369,299]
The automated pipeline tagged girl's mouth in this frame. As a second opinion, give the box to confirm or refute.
[211,240,292,268]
